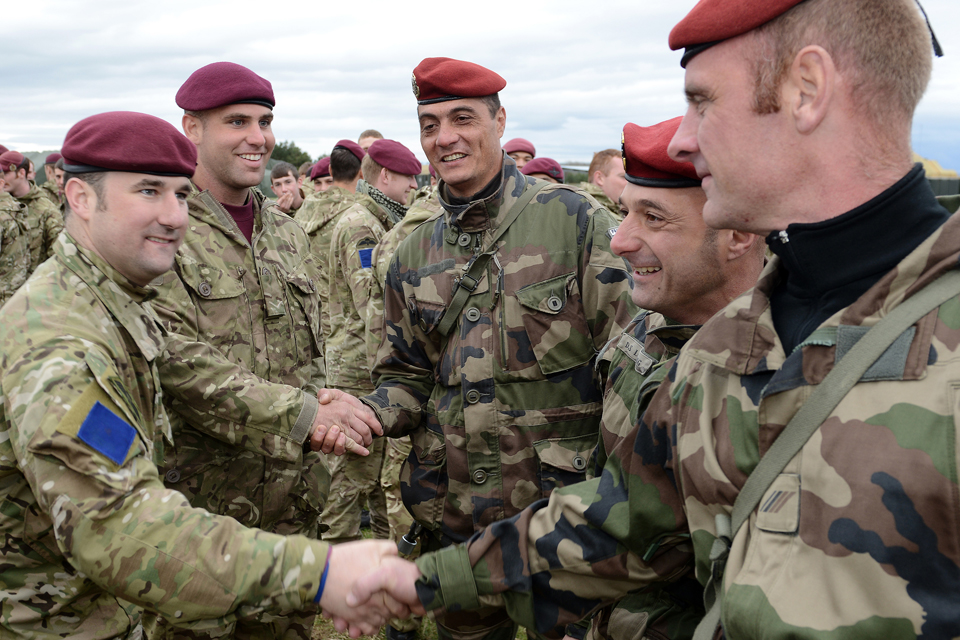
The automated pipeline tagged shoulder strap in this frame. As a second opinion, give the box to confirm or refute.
[436,181,549,336]
[693,268,960,640]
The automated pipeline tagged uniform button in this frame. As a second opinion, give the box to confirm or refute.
[164,469,181,483]
[465,389,481,404]
[465,307,481,322]
[197,282,212,297]
[572,455,586,471]
[473,470,487,484]
[261,266,270,276]
[419,318,429,331]
[547,295,563,312]
[458,233,472,247]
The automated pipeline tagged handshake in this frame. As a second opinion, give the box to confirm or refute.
[309,389,384,456]
[318,540,427,638]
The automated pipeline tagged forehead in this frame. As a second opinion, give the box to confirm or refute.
[104,171,191,191]
[417,97,490,121]
[208,103,274,121]
[273,172,296,182]
[684,36,751,93]
[622,182,707,217]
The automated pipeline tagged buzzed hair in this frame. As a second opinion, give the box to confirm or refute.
[750,0,932,133]
[358,129,383,142]
[270,161,298,182]
[330,147,362,182]
[62,171,107,217]
[588,149,622,184]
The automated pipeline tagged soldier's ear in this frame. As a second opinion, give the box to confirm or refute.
[495,107,506,139]
[723,230,762,261]
[64,178,94,221]
[182,113,203,145]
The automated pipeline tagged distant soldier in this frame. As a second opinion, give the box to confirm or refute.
[580,148,627,215]
[149,62,381,640]
[40,152,63,206]
[299,159,315,192]
[502,137,535,169]
[0,110,398,639]
[270,160,307,214]
[310,155,334,193]
[520,157,564,183]
[0,149,64,274]
[294,140,365,345]
[323,139,422,548]
[359,128,385,151]
[0,183,29,307]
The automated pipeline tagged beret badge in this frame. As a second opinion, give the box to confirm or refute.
[411,72,420,99]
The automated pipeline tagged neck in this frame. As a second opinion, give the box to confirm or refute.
[192,165,251,206]
[333,178,357,192]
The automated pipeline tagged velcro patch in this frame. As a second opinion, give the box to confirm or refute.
[606,226,618,240]
[358,248,373,269]
[77,401,137,466]
[617,334,656,375]
[757,473,800,534]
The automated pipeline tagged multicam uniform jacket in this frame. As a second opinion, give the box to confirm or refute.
[414,188,960,639]
[15,183,63,275]
[0,192,29,307]
[151,185,329,536]
[578,183,620,221]
[0,235,328,638]
[38,180,62,208]
[294,185,360,343]
[362,157,636,546]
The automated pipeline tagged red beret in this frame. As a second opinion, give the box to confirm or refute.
[333,139,365,162]
[310,157,331,180]
[45,152,62,165]
[0,151,26,173]
[669,0,806,67]
[176,62,275,111]
[367,139,422,176]
[521,157,564,182]
[503,138,536,157]
[622,118,700,188]
[412,57,506,105]
[0,144,8,154]
[61,111,197,178]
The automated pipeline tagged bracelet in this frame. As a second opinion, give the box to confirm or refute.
[314,546,333,604]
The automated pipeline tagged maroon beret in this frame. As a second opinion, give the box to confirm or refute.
[412,57,506,105]
[622,118,700,188]
[333,139,365,161]
[521,157,564,182]
[176,61,275,111]
[503,138,536,157]
[669,0,806,67]
[45,152,62,165]
[0,151,26,173]
[367,139,421,176]
[0,144,8,154]
[61,111,197,177]
[310,156,331,180]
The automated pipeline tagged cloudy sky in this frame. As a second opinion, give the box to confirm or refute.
[5,0,959,171]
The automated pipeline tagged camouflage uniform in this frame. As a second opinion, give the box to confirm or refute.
[15,183,63,274]
[585,311,703,640]
[39,179,62,208]
[578,183,620,220]
[150,185,329,639]
[0,192,29,308]
[363,156,636,639]
[293,185,359,344]
[321,192,395,544]
[413,172,960,639]
[0,234,328,638]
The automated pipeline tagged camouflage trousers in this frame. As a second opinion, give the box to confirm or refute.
[321,436,389,542]
[585,579,704,640]
[382,436,422,635]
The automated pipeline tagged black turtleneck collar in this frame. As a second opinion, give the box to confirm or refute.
[444,169,503,208]
[768,164,950,354]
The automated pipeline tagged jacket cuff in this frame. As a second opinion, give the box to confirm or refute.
[414,544,479,612]
[290,391,317,446]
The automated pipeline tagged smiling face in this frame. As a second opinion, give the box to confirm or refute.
[611,181,729,324]
[271,171,303,206]
[68,171,190,286]
[507,150,533,169]
[417,97,506,199]
[184,103,275,205]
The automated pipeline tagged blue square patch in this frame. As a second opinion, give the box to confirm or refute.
[77,401,137,466]
[358,248,373,269]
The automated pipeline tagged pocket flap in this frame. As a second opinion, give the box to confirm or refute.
[178,258,244,300]
[534,433,595,472]
[516,273,573,315]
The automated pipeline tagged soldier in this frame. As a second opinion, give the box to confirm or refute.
[149,62,381,640]
[270,160,306,214]
[359,128,385,151]
[322,139,422,549]
[310,156,334,193]
[351,1,960,639]
[0,110,400,639]
[520,157,564,183]
[580,149,627,215]
[294,140,365,345]
[0,182,29,307]
[502,137,535,169]
[40,152,63,206]
[0,149,64,275]
[357,57,636,640]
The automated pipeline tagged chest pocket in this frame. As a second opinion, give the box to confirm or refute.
[178,259,245,340]
[513,272,595,376]
[285,263,323,357]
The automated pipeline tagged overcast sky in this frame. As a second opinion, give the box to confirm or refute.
[4,0,959,171]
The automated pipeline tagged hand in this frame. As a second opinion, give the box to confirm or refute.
[346,556,426,616]
[310,389,383,455]
[319,540,413,637]
[276,191,295,213]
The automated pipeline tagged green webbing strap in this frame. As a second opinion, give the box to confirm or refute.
[436,181,548,336]
[693,268,960,640]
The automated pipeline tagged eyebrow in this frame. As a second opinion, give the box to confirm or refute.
[221,110,274,121]
[418,105,478,123]
[639,198,670,213]
[684,84,710,103]
[132,178,166,189]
